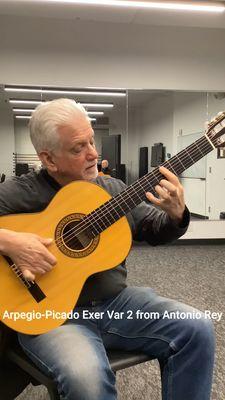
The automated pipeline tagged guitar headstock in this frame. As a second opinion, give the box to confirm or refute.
[205,111,225,148]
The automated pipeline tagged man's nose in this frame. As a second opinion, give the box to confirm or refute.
[87,145,98,160]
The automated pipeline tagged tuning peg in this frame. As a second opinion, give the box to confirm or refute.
[207,120,215,127]
[204,121,210,129]
[209,112,225,125]
[215,111,225,120]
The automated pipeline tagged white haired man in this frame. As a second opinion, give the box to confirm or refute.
[0,99,214,400]
[99,159,112,177]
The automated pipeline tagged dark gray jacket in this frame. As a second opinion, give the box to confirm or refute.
[0,169,189,305]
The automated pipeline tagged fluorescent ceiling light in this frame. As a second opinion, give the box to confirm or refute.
[9,100,42,105]
[5,87,126,97]
[15,115,32,119]
[13,108,104,116]
[45,0,224,13]
[13,108,35,112]
[86,111,104,115]
[9,100,114,108]
[15,115,96,121]
[81,103,114,108]
[86,86,126,90]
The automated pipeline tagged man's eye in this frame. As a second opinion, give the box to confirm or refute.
[72,147,82,154]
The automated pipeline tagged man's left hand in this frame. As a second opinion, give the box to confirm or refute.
[145,166,185,224]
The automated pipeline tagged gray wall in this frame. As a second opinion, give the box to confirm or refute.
[1,15,225,91]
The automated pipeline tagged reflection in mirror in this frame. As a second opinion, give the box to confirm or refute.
[127,90,212,220]
[0,84,127,184]
[1,85,224,221]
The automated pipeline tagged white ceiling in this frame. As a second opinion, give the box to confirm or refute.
[0,0,225,29]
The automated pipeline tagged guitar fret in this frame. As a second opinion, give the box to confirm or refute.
[92,217,103,232]
[166,161,177,175]
[150,170,160,186]
[125,184,144,205]
[194,140,204,156]
[184,148,195,164]
[95,213,108,230]
[114,194,131,213]
[140,173,157,193]
[99,210,112,227]
[136,180,146,196]
[125,189,139,207]
[175,154,186,170]
[89,221,99,236]
[204,133,215,149]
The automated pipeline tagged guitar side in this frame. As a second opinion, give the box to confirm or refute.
[0,180,132,334]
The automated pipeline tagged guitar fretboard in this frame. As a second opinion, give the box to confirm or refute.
[84,135,213,236]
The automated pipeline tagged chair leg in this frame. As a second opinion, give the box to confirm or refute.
[47,386,60,400]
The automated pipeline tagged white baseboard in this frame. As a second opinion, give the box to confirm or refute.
[181,220,225,240]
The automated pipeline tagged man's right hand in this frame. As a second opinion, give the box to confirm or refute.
[0,229,57,281]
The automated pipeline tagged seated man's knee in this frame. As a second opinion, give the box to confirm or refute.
[194,315,215,351]
[179,310,215,354]
[56,358,115,400]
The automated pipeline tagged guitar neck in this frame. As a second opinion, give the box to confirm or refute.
[87,134,213,236]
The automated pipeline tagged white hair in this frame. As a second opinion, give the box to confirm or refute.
[29,98,90,153]
[102,159,109,167]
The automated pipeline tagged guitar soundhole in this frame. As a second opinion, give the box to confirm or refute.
[62,221,90,250]
[55,213,100,258]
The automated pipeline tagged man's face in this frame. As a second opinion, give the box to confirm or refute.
[102,160,108,169]
[48,114,98,184]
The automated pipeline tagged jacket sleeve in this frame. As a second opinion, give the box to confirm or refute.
[131,200,190,245]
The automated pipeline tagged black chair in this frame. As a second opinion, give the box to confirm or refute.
[6,341,152,400]
[0,173,6,183]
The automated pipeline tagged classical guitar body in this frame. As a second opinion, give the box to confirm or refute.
[0,181,132,334]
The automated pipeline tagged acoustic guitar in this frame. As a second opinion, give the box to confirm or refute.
[0,113,225,335]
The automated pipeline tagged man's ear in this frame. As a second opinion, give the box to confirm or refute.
[38,151,58,172]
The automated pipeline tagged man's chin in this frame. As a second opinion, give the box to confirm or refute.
[84,166,98,180]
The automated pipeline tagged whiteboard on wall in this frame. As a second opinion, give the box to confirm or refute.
[180,178,206,216]
[177,132,206,179]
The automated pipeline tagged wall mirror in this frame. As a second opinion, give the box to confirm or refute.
[0,84,224,221]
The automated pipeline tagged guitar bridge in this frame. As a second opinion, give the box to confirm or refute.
[3,256,46,303]
[27,281,46,303]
